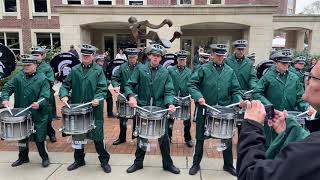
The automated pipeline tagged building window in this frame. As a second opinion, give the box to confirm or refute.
[128,0,144,5]
[3,0,17,12]
[178,0,192,5]
[0,32,20,55]
[208,0,222,4]
[33,0,48,13]
[97,0,113,5]
[35,33,61,49]
[67,0,81,4]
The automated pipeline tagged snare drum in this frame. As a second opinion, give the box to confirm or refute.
[172,97,191,120]
[134,106,167,139]
[204,106,236,139]
[61,104,95,135]
[116,95,136,118]
[0,108,34,141]
[287,111,309,129]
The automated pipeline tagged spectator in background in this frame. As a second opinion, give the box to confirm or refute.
[115,49,127,61]
[192,46,204,69]
[68,45,79,59]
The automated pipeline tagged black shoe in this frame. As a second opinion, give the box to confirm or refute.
[49,136,57,143]
[112,139,126,145]
[67,161,86,171]
[163,164,180,174]
[189,164,200,175]
[223,165,237,176]
[185,140,193,148]
[101,164,111,173]
[42,159,50,168]
[126,164,143,173]
[11,158,30,167]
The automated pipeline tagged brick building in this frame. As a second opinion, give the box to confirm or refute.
[1,0,319,62]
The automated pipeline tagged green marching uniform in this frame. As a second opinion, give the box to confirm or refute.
[253,51,309,148]
[124,44,180,174]
[111,48,141,145]
[31,47,57,142]
[266,115,310,159]
[59,44,111,173]
[225,40,258,136]
[290,56,306,86]
[1,54,51,167]
[188,44,241,176]
[167,50,192,147]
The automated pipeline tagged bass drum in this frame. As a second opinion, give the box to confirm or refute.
[50,52,80,82]
[0,44,16,79]
[161,53,177,69]
[256,60,274,79]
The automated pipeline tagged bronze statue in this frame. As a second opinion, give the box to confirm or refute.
[128,16,182,48]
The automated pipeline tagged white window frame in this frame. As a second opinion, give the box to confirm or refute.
[32,0,50,17]
[62,0,84,5]
[32,30,61,50]
[0,30,22,55]
[177,0,194,5]
[94,0,115,5]
[207,0,225,5]
[2,0,19,16]
[125,0,147,6]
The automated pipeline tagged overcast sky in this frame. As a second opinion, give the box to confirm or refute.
[296,0,317,13]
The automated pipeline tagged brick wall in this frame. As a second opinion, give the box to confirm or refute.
[84,0,94,4]
[148,0,170,5]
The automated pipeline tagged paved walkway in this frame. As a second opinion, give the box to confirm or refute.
[0,151,236,180]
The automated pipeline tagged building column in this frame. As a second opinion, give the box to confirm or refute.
[296,30,305,51]
[310,29,320,55]
[285,30,296,49]
[60,25,82,52]
[248,26,273,62]
[147,25,181,53]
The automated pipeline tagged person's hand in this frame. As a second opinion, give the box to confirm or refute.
[91,99,99,107]
[113,87,120,94]
[269,110,287,134]
[61,97,69,104]
[239,99,247,108]
[168,105,176,113]
[2,100,10,107]
[198,97,206,105]
[31,102,40,109]
[129,97,137,108]
[244,100,266,125]
[307,106,316,116]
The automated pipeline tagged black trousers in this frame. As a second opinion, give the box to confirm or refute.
[47,121,56,137]
[118,117,127,141]
[74,141,110,165]
[133,135,173,168]
[168,118,192,142]
[306,120,320,133]
[18,139,48,160]
[106,94,113,116]
[192,139,233,167]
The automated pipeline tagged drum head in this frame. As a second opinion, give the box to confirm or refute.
[0,108,30,122]
[61,104,92,115]
[207,106,235,119]
[256,60,273,79]
[0,44,17,79]
[173,96,191,106]
[50,52,80,82]
[137,106,166,119]
[161,53,177,69]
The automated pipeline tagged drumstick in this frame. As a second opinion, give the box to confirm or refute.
[204,103,221,113]
[5,105,13,116]
[243,90,253,94]
[72,98,104,109]
[14,98,45,117]
[64,101,71,109]
[181,95,191,100]
[174,97,180,101]
[135,105,152,113]
[152,106,181,114]
[226,102,240,108]
[297,110,309,117]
